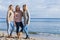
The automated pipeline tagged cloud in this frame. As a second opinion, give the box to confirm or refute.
[0,0,3,3]
[0,0,60,18]
[28,0,60,18]
[0,0,30,18]
[0,5,6,11]
[48,7,60,12]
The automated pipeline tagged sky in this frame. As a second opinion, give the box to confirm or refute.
[0,0,60,18]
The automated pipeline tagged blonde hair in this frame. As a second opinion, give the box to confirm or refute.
[23,4,28,11]
[8,4,13,11]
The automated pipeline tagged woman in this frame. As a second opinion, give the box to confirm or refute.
[14,5,24,38]
[23,4,30,39]
[6,4,14,38]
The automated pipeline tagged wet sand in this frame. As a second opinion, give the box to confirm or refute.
[0,31,60,40]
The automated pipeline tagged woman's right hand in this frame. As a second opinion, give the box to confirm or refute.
[14,22,16,26]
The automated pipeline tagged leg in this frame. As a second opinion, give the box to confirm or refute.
[20,22,24,32]
[15,22,20,38]
[24,25,29,39]
[19,22,24,38]
[15,22,19,35]
[8,22,11,36]
[10,21,14,36]
[7,21,14,37]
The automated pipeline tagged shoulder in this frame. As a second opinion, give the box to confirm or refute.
[26,10,28,12]
[8,10,13,13]
[7,10,11,14]
[14,11,17,14]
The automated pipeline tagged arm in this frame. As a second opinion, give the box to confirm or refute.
[14,12,16,26]
[27,11,29,22]
[27,11,30,25]
[6,11,11,26]
[21,10,23,16]
[7,11,11,22]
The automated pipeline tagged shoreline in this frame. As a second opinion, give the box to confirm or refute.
[0,31,60,40]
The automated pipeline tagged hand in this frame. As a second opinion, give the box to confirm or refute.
[14,22,16,26]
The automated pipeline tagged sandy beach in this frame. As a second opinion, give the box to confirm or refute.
[0,31,37,40]
[0,31,60,40]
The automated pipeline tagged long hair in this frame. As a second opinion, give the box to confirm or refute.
[15,5,20,12]
[8,4,13,11]
[23,4,27,11]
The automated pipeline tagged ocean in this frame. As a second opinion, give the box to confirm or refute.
[0,18,60,34]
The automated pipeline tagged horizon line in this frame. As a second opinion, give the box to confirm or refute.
[0,18,60,19]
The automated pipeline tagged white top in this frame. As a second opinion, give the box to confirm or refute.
[7,10,14,22]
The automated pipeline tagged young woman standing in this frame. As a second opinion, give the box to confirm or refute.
[6,5,14,38]
[14,5,24,38]
[23,4,30,39]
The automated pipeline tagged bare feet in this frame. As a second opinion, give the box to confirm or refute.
[17,32,23,38]
[19,32,22,38]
